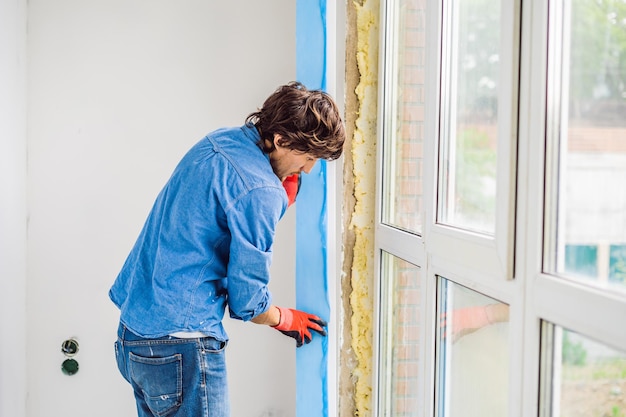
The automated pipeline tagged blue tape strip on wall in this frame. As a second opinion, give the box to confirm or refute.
[296,1,329,417]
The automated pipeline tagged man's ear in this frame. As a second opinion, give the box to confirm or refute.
[273,133,285,148]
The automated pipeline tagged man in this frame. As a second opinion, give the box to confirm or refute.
[110,82,345,417]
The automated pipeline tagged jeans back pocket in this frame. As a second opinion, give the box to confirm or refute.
[129,352,182,417]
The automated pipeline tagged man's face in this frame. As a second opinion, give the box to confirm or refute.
[268,134,318,182]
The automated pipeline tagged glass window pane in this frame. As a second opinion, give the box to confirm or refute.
[541,324,626,417]
[436,278,510,417]
[564,244,598,278]
[438,0,501,234]
[548,0,626,294]
[381,0,426,234]
[380,252,421,417]
[609,244,626,284]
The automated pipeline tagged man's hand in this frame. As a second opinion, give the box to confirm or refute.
[273,306,327,347]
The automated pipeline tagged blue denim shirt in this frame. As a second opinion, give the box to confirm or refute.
[109,124,288,341]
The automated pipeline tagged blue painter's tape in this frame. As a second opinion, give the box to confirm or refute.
[296,1,328,417]
[296,163,328,417]
[296,0,327,90]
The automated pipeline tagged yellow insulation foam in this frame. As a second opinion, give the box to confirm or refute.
[350,0,379,415]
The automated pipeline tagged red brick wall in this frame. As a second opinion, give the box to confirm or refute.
[393,0,425,232]
[391,258,422,416]
[389,0,426,414]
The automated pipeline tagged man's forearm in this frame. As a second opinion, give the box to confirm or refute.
[251,304,281,327]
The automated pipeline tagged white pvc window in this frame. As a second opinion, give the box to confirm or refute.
[536,1,626,416]
[378,252,422,417]
[376,2,429,416]
[380,0,426,235]
[438,0,502,234]
[435,278,510,417]
[543,0,626,295]
[540,323,626,417]
[374,1,626,417]
[431,0,520,280]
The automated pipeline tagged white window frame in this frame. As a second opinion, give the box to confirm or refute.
[429,0,521,282]
[374,1,626,417]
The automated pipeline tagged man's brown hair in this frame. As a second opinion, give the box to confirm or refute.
[246,82,345,161]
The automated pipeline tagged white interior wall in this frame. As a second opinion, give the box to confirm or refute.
[25,1,296,416]
[0,1,27,416]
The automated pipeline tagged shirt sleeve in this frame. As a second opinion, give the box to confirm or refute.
[225,185,287,321]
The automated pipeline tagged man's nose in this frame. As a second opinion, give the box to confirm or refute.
[302,159,318,174]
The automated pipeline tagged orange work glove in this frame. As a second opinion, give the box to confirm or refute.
[282,174,300,207]
[273,306,327,347]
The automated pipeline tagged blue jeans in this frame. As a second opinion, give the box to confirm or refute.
[115,323,229,417]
